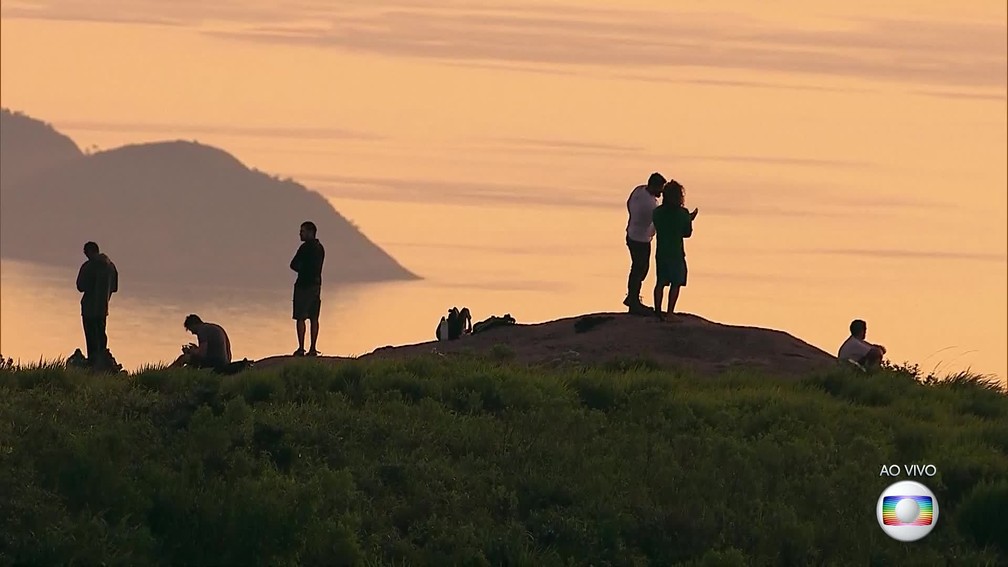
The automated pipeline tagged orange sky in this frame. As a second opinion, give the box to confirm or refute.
[1,2,1006,378]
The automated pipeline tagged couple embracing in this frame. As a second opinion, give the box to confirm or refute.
[623,172,698,320]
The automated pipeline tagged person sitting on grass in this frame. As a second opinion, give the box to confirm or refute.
[169,314,232,372]
[838,318,887,370]
[652,179,698,321]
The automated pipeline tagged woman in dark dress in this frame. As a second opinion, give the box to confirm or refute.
[652,179,698,320]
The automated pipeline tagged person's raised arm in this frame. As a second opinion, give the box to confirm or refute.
[682,208,694,238]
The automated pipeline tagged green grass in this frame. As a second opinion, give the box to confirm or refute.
[0,354,1005,565]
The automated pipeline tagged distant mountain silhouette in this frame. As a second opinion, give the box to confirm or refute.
[0,108,83,187]
[0,109,418,289]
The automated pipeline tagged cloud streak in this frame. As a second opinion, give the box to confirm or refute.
[383,240,581,256]
[482,136,646,155]
[803,248,1008,263]
[673,154,875,169]
[911,90,1008,102]
[56,120,381,141]
[465,138,880,168]
[305,172,615,209]
[303,172,947,216]
[4,2,1005,89]
[209,12,1007,88]
[614,75,880,94]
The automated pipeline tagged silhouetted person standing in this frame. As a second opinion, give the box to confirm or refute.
[290,221,325,356]
[76,241,118,368]
[652,179,698,320]
[624,172,666,313]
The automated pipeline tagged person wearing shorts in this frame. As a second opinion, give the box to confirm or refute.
[290,221,325,356]
[652,179,698,321]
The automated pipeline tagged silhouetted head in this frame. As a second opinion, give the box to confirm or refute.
[300,221,317,242]
[646,172,667,196]
[184,314,204,335]
[83,241,100,260]
[850,319,867,340]
[663,179,685,207]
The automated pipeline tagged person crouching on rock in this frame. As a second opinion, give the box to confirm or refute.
[170,314,232,372]
[652,179,698,321]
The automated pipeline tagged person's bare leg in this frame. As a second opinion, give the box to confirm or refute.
[864,348,883,370]
[296,319,306,354]
[667,286,681,318]
[308,318,319,355]
[653,283,665,320]
[169,351,189,368]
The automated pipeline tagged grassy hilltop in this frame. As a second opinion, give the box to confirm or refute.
[1,354,1006,565]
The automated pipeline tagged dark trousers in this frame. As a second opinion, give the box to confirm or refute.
[82,316,108,364]
[626,235,651,302]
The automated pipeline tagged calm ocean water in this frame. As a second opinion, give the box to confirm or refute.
[2,197,1005,383]
[1,3,1004,381]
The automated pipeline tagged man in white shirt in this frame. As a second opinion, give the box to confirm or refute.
[624,172,666,313]
[838,319,887,370]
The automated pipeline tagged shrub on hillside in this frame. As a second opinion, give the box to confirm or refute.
[1,358,1005,564]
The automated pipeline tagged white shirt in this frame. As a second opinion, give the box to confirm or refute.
[838,335,873,361]
[626,185,659,243]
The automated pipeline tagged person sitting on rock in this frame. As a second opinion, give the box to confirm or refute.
[838,319,887,370]
[471,313,516,334]
[450,307,472,339]
[170,314,232,372]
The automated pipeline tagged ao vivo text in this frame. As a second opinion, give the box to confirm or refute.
[879,464,938,477]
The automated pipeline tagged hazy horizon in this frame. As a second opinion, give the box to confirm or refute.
[1,1,1005,380]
